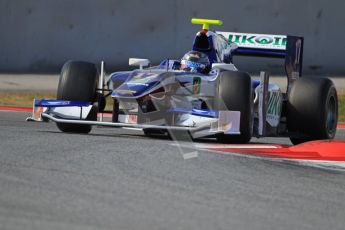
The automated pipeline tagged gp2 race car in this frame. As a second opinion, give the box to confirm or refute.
[27,18,338,145]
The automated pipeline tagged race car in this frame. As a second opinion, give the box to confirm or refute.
[27,18,338,145]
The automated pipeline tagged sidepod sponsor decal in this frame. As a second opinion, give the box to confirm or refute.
[192,77,201,94]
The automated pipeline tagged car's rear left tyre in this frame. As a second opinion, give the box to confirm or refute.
[56,61,98,133]
[215,71,253,143]
[287,77,338,145]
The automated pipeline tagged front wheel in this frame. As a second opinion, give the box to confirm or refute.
[215,71,253,143]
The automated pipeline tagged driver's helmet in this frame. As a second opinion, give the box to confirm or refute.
[180,51,211,74]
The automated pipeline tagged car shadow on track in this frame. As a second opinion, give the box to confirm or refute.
[37,130,294,145]
[37,130,172,141]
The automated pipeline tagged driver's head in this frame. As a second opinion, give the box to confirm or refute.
[180,51,211,74]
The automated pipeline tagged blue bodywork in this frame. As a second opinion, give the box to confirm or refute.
[169,108,218,118]
[111,70,261,99]
[35,99,90,107]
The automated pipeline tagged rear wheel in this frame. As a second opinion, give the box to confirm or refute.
[56,61,98,133]
[287,77,338,145]
[215,71,253,143]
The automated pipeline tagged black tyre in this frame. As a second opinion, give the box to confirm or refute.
[112,98,120,122]
[56,61,98,133]
[287,77,338,145]
[215,71,253,143]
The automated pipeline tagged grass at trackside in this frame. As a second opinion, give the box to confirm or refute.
[0,91,114,111]
[0,91,344,122]
[0,91,56,108]
[339,92,345,123]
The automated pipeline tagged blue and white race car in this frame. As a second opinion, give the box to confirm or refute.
[28,18,338,144]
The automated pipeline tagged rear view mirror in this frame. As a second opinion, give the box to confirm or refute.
[129,58,150,70]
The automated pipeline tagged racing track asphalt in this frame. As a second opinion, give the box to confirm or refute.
[1,110,345,230]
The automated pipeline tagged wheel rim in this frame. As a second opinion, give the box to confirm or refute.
[326,95,337,137]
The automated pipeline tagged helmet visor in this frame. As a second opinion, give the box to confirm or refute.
[181,60,207,72]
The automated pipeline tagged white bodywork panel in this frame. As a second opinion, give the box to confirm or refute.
[49,106,93,120]
[212,63,238,71]
[216,31,287,50]
[129,58,150,69]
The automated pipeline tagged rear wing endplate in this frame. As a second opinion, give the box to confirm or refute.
[216,31,304,77]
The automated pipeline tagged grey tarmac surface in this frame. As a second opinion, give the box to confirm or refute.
[0,110,345,230]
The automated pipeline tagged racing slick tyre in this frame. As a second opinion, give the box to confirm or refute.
[56,61,98,133]
[287,77,338,145]
[215,71,253,144]
[112,99,120,122]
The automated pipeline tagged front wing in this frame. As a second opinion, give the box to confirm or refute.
[26,99,242,139]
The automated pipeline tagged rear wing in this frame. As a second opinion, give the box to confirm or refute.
[216,31,304,78]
